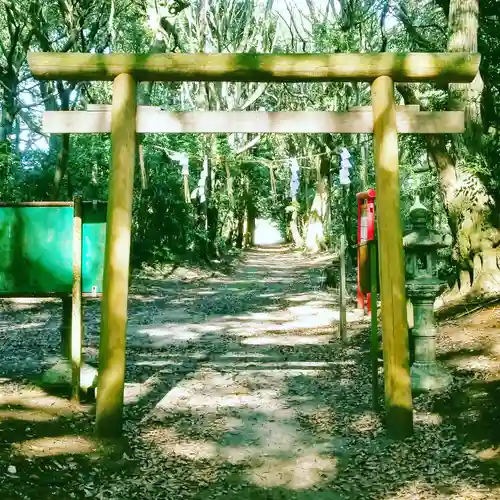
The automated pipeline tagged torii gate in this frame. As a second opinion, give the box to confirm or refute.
[28,51,480,439]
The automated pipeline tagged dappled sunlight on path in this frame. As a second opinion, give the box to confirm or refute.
[3,246,500,499]
[117,246,362,497]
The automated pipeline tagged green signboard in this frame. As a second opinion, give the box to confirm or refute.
[82,201,107,294]
[0,202,107,295]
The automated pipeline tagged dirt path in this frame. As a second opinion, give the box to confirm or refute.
[1,247,500,499]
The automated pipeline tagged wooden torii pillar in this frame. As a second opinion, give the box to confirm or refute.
[28,51,480,439]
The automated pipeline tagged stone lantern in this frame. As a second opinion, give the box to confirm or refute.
[403,196,453,392]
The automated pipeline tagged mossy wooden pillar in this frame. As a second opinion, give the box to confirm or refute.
[371,75,413,439]
[96,73,136,437]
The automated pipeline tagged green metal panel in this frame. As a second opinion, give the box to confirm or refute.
[82,201,107,294]
[0,207,73,294]
[0,203,107,296]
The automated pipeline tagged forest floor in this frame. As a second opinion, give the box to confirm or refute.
[1,245,500,499]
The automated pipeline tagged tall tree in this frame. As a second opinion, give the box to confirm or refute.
[398,0,500,297]
[0,1,34,145]
[27,0,112,199]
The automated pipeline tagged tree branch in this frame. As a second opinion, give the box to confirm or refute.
[285,1,308,51]
[17,108,47,138]
[394,3,441,51]
[396,82,457,165]
[236,83,268,111]
[380,0,389,52]
[434,0,450,18]
[282,83,316,106]
[305,0,318,24]
[235,135,261,155]
[17,91,59,109]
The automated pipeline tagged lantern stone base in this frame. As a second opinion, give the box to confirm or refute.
[410,361,452,393]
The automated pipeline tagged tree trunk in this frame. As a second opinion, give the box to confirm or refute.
[304,158,328,253]
[289,199,304,248]
[244,177,256,248]
[236,211,245,249]
[53,133,70,200]
[322,154,333,248]
[399,0,500,298]
[245,209,256,248]
[204,144,219,257]
[41,81,71,201]
[448,0,483,146]
[0,76,16,193]
[0,72,17,143]
[444,0,500,296]
[429,135,499,295]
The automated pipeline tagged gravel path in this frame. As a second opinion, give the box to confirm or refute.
[1,246,500,499]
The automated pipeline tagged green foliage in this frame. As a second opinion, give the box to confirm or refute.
[0,0,499,274]
[0,143,23,201]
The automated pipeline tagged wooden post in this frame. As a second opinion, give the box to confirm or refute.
[96,73,136,437]
[371,75,413,438]
[339,234,347,342]
[370,240,379,412]
[71,196,83,402]
[60,296,72,359]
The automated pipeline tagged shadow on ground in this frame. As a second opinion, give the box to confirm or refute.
[1,246,500,499]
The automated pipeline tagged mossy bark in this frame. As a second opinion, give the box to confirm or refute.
[399,0,500,298]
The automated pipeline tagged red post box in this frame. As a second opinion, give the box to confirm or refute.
[356,189,376,313]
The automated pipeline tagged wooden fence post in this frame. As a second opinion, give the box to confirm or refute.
[370,240,379,412]
[71,196,83,402]
[60,296,72,359]
[339,234,347,342]
[371,75,413,439]
[95,73,136,437]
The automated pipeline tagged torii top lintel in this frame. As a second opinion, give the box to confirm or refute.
[27,52,480,84]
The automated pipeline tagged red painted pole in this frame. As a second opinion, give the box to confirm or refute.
[356,189,377,314]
